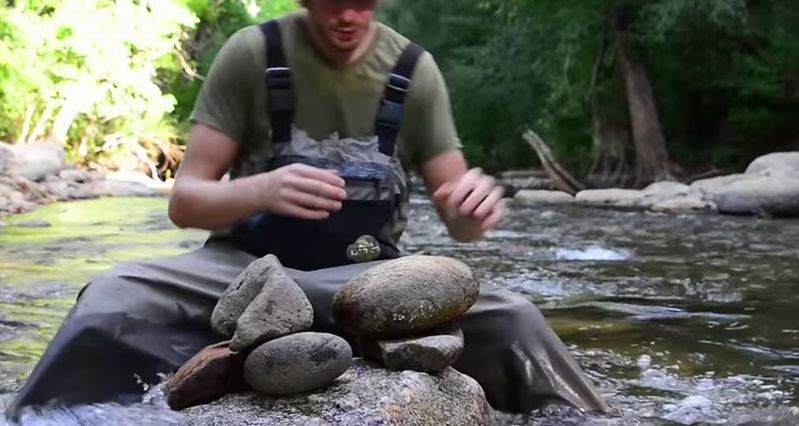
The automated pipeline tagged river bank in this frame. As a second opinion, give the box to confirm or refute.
[0,142,168,218]
[2,143,798,220]
[508,152,799,218]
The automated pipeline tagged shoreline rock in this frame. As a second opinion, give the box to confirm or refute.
[512,151,799,218]
[0,142,167,217]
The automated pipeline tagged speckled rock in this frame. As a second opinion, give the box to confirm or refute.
[211,255,284,337]
[182,358,493,426]
[230,259,313,352]
[360,324,464,373]
[332,255,479,339]
[243,332,352,396]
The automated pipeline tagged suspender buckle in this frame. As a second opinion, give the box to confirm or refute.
[266,67,292,88]
[387,73,412,94]
[266,67,293,114]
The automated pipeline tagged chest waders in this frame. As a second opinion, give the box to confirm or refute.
[6,20,611,421]
[230,20,425,271]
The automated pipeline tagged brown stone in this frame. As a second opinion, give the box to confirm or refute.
[166,340,247,410]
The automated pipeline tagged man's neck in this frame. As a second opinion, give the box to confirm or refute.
[304,18,378,67]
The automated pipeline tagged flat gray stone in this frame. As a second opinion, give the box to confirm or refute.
[183,358,493,426]
[243,332,352,396]
[575,188,643,208]
[513,190,575,205]
[211,255,279,337]
[332,255,479,339]
[360,324,464,372]
[230,261,314,352]
[651,196,714,213]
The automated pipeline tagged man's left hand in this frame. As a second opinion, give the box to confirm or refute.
[432,167,505,242]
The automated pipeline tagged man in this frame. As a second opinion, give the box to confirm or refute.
[7,0,610,418]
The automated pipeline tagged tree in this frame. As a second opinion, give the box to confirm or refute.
[382,0,799,185]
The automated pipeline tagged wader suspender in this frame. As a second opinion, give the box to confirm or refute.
[259,20,425,153]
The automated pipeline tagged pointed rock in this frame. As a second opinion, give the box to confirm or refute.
[229,257,314,352]
[211,255,283,337]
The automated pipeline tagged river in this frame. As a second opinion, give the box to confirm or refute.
[0,196,797,425]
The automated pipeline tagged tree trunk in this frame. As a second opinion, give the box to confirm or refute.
[587,34,632,188]
[48,98,81,145]
[615,27,673,187]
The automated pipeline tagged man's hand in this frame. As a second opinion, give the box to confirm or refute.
[432,167,505,242]
[254,163,347,220]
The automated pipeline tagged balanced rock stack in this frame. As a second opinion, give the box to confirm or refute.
[165,255,352,409]
[165,254,487,424]
[333,255,480,373]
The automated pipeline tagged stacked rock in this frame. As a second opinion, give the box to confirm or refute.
[332,255,480,373]
[166,255,352,410]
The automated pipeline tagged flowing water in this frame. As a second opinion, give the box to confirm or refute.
[0,196,797,425]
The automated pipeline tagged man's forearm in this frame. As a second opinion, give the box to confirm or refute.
[168,175,262,231]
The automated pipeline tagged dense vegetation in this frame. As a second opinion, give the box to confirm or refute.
[0,0,296,177]
[382,0,799,186]
[1,1,797,187]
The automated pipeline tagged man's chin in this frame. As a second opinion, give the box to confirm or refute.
[330,40,361,52]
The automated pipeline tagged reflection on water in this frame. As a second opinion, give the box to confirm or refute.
[1,196,798,425]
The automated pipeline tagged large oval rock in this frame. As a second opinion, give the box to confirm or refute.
[332,255,479,338]
[243,332,352,396]
[183,358,493,426]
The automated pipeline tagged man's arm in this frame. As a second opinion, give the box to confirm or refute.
[168,124,346,230]
[420,150,505,242]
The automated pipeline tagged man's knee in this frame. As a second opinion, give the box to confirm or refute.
[464,289,549,341]
[77,261,133,293]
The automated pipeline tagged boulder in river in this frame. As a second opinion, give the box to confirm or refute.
[182,358,493,425]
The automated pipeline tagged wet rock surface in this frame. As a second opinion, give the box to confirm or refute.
[182,358,493,426]
[243,332,352,396]
[332,255,479,339]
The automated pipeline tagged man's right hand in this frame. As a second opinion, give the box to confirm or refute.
[170,124,347,230]
[254,163,347,220]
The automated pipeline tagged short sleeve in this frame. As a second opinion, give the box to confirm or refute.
[189,27,260,144]
[400,52,462,168]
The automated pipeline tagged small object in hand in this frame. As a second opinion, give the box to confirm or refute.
[347,235,381,263]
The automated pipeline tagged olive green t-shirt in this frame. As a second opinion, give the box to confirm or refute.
[190,11,461,173]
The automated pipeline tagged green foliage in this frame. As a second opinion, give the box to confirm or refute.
[0,0,297,176]
[382,0,799,173]
[1,0,797,177]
